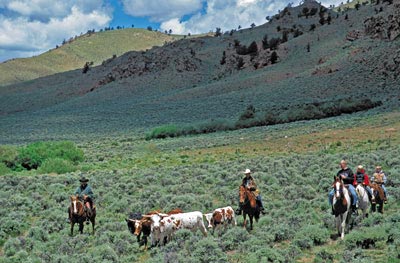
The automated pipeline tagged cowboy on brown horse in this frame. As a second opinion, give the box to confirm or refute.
[371,166,388,203]
[235,169,265,215]
[67,177,95,223]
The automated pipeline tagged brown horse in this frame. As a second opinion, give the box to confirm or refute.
[370,183,384,213]
[239,185,260,230]
[69,195,96,235]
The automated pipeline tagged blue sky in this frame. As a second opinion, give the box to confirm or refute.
[0,0,344,62]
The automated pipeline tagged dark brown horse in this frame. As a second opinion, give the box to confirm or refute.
[239,186,260,230]
[370,183,384,213]
[69,195,96,235]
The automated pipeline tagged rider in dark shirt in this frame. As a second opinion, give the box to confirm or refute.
[329,160,358,214]
[235,169,265,215]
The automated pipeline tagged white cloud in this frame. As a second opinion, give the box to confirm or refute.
[0,1,111,62]
[160,0,288,35]
[160,18,186,34]
[159,0,344,35]
[121,0,204,22]
[320,0,345,7]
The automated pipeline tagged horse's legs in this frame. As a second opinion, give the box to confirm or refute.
[79,222,84,234]
[340,214,346,240]
[143,236,148,250]
[378,202,383,214]
[91,217,95,235]
[335,216,339,235]
[242,214,247,229]
[70,222,74,236]
[249,216,253,230]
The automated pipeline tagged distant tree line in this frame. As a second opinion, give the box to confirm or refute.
[146,98,382,139]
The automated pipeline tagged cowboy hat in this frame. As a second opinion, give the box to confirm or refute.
[79,177,89,183]
[244,169,251,174]
[357,165,363,170]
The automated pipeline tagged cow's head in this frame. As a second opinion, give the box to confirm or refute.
[126,218,136,235]
[134,220,142,236]
[150,214,163,232]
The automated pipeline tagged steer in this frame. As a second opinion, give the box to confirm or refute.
[204,206,236,235]
[149,211,207,246]
[169,211,208,236]
[139,209,183,247]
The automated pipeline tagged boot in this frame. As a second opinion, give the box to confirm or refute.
[384,195,388,204]
[259,206,266,215]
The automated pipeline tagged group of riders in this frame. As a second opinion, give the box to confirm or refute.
[328,160,388,215]
[68,160,388,223]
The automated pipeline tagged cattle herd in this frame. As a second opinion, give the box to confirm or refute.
[126,206,237,249]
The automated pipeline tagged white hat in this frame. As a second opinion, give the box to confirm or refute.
[244,169,251,174]
[357,165,363,170]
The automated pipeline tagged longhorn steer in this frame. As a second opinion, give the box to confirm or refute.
[204,206,237,234]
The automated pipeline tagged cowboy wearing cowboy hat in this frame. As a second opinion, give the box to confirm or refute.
[235,169,265,215]
[75,177,95,210]
[67,177,95,223]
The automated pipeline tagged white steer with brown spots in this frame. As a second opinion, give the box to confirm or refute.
[169,211,208,236]
[204,206,237,234]
[149,211,207,246]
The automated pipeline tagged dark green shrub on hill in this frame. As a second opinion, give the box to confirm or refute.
[315,249,334,263]
[0,163,11,175]
[269,38,280,50]
[262,34,269,50]
[344,226,387,249]
[295,225,330,247]
[39,158,76,174]
[17,141,84,170]
[239,105,256,121]
[271,51,279,64]
[0,145,18,169]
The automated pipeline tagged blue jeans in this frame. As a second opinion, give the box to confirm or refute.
[381,185,387,197]
[257,194,263,207]
[365,186,373,197]
[329,185,357,206]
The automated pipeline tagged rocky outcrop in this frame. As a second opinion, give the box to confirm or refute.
[346,30,364,41]
[364,4,400,40]
[91,39,203,90]
[383,49,400,77]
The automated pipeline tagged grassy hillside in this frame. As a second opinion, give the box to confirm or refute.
[0,29,180,86]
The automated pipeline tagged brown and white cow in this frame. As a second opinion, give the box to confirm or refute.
[204,206,236,234]
[150,211,208,246]
[134,209,183,247]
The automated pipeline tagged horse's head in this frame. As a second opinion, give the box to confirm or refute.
[239,186,246,205]
[70,195,84,215]
[333,176,344,200]
[239,186,257,208]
